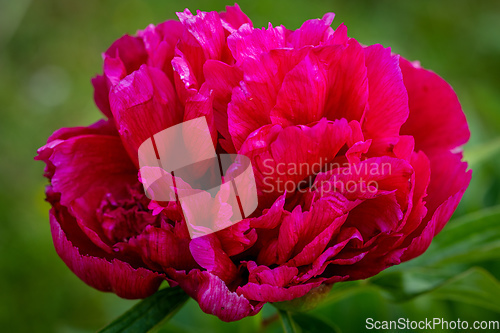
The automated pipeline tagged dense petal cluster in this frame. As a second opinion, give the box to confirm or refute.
[36,5,471,321]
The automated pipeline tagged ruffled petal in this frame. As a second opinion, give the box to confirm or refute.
[362,44,409,139]
[167,269,263,322]
[137,20,184,81]
[50,208,163,299]
[315,40,368,123]
[189,235,239,283]
[239,118,352,204]
[228,24,286,63]
[36,133,137,252]
[177,9,226,61]
[270,52,328,126]
[109,65,182,165]
[286,13,335,48]
[220,4,252,33]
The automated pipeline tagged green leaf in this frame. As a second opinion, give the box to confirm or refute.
[98,287,189,333]
[383,205,500,272]
[463,137,500,166]
[431,267,500,313]
[278,310,298,333]
[425,205,500,266]
[371,267,500,313]
[369,267,462,302]
[292,313,341,333]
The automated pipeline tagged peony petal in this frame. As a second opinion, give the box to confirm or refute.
[362,44,409,139]
[346,192,402,238]
[315,40,368,123]
[177,9,226,61]
[399,57,470,153]
[138,20,184,81]
[109,65,182,165]
[287,213,348,267]
[128,223,198,271]
[104,35,148,76]
[228,23,286,63]
[286,13,335,48]
[189,234,239,283]
[227,48,309,150]
[239,118,352,204]
[172,49,199,103]
[249,193,286,229]
[91,75,113,118]
[326,23,348,46]
[220,4,252,33]
[401,187,467,261]
[420,150,472,233]
[36,134,138,252]
[46,119,118,144]
[203,60,243,142]
[167,269,263,322]
[237,281,319,303]
[270,52,328,126]
[50,208,163,299]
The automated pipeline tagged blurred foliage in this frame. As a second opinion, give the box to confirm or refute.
[0,0,499,332]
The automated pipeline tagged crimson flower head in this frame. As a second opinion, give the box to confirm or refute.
[36,4,471,321]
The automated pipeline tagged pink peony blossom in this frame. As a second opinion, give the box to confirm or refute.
[36,4,471,321]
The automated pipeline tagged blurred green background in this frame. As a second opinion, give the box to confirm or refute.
[1,0,500,332]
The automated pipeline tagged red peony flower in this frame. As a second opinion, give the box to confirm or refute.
[36,4,471,321]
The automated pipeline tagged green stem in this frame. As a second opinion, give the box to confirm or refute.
[278,309,297,333]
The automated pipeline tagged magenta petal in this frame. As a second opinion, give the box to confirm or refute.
[327,23,348,46]
[104,35,148,75]
[237,262,321,302]
[172,49,199,103]
[203,60,243,141]
[401,185,468,261]
[128,223,197,271]
[138,20,184,81]
[46,119,118,143]
[402,152,472,261]
[347,192,403,238]
[362,44,409,139]
[228,24,286,62]
[400,57,470,153]
[287,213,348,267]
[286,13,335,48]
[36,134,137,252]
[189,235,239,283]
[109,65,182,164]
[270,52,327,126]
[249,194,286,229]
[216,220,258,257]
[240,118,351,203]
[316,40,368,123]
[167,269,263,322]
[220,4,252,33]
[177,9,226,61]
[237,281,319,303]
[423,150,472,232]
[91,75,113,118]
[50,208,163,299]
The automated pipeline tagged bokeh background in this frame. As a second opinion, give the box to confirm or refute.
[1,0,500,332]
